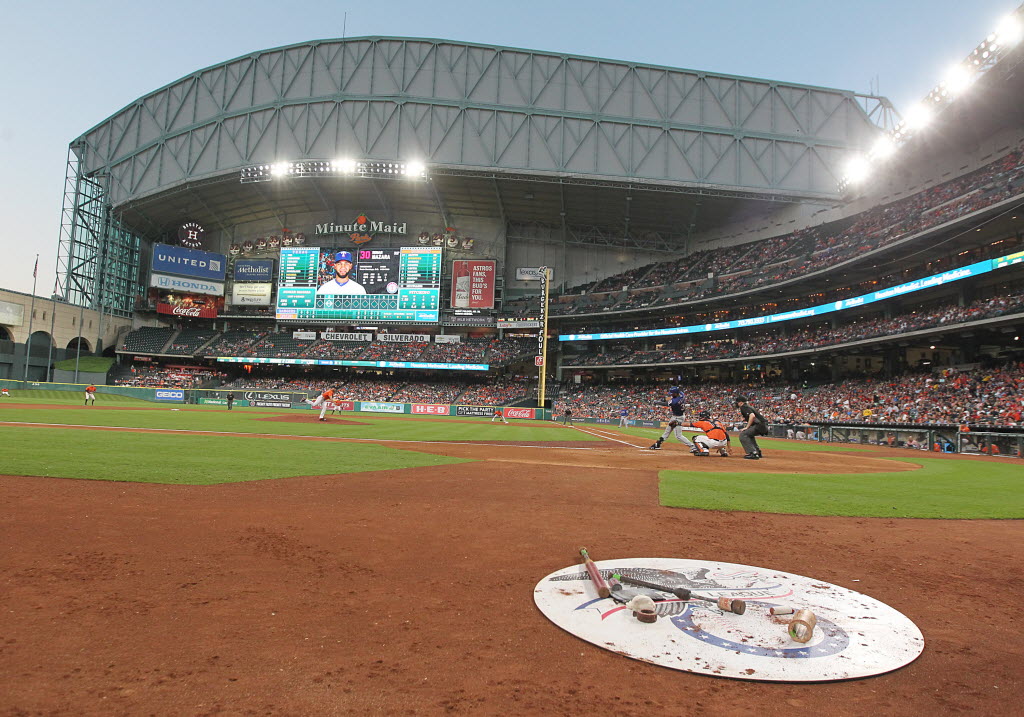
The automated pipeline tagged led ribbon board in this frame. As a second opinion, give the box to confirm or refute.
[560,255,1012,342]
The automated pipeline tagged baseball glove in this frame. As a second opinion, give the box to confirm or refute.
[668,419,681,429]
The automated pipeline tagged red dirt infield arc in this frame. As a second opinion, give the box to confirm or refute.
[2,434,1022,716]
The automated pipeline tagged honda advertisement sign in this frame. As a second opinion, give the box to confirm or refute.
[233,259,274,282]
[150,273,225,296]
[504,407,536,419]
[451,260,496,309]
[411,404,450,415]
[152,243,226,281]
[456,405,495,417]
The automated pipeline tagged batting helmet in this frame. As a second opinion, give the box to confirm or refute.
[698,410,711,420]
[669,386,682,396]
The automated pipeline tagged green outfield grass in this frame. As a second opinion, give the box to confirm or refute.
[0,426,469,484]
[1,390,154,404]
[0,401,588,444]
[660,457,1024,519]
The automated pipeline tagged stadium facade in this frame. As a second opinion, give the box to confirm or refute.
[56,37,891,320]
[1,31,1020,437]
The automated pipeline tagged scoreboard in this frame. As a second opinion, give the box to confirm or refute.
[277,246,442,322]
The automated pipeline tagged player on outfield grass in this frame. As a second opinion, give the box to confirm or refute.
[492,407,509,424]
[308,387,336,421]
[2,387,11,397]
[649,387,700,455]
[84,385,97,406]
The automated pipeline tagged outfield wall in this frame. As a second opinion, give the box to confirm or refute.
[0,380,552,420]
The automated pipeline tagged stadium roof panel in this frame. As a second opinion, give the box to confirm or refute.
[73,37,887,211]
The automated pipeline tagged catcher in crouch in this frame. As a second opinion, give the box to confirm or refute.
[681,410,731,457]
[649,386,701,455]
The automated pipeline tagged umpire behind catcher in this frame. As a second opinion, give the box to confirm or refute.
[735,396,768,460]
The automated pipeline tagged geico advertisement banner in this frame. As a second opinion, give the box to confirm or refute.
[152,243,226,281]
[411,404,450,415]
[358,401,405,413]
[322,332,373,342]
[504,407,536,419]
[154,389,185,402]
[231,282,272,305]
[233,259,274,282]
[150,273,225,296]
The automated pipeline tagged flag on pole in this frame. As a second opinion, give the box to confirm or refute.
[33,255,38,278]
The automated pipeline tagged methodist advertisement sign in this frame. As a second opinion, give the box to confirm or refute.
[152,243,226,281]
[451,260,496,309]
[233,259,275,282]
[150,273,225,296]
[231,282,273,305]
[561,256,1007,342]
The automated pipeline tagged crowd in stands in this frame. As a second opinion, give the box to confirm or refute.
[555,362,1024,428]
[564,293,1024,366]
[552,147,1024,316]
[114,366,227,388]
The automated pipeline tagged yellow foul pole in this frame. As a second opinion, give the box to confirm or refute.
[537,267,551,409]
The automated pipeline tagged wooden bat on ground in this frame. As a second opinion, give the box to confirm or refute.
[612,572,746,615]
[579,547,611,598]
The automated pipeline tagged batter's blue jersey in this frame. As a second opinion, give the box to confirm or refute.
[668,395,686,417]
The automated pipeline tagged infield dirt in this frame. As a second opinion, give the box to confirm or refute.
[2,438,1021,716]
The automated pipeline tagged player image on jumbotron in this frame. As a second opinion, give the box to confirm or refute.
[315,251,366,295]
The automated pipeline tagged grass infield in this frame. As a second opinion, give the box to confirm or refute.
[660,458,1024,519]
[1,395,1018,518]
[0,426,469,484]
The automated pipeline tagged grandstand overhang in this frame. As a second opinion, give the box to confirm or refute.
[59,36,889,312]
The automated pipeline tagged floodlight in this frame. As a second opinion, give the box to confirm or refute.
[995,14,1023,46]
[943,64,972,95]
[270,162,289,177]
[870,135,896,160]
[332,158,357,174]
[903,103,932,130]
[405,160,426,178]
[844,155,871,184]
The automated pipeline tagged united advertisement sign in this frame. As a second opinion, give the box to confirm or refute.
[152,243,227,281]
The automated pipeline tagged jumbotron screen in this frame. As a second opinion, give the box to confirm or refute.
[276,246,442,322]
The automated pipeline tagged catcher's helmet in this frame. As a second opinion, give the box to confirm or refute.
[698,410,711,420]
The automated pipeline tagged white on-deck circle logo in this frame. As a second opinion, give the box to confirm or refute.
[534,557,924,682]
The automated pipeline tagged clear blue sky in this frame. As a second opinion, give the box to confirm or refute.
[0,0,1015,295]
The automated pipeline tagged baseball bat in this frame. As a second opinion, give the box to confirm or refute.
[579,547,611,598]
[613,573,745,615]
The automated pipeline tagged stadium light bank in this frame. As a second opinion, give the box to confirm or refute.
[240,159,427,183]
[839,9,1024,192]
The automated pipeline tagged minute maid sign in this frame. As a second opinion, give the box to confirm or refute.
[315,213,407,245]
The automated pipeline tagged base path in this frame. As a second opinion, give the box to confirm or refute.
[2,455,1021,715]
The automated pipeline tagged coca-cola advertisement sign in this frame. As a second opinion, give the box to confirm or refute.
[504,407,535,420]
[157,302,219,318]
